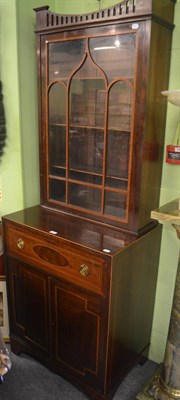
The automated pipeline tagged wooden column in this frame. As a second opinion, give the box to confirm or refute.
[136,198,180,400]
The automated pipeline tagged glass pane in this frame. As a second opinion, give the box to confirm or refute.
[49,83,66,174]
[89,34,136,82]
[106,131,130,182]
[104,191,127,219]
[69,170,102,185]
[105,177,128,190]
[48,39,85,81]
[50,164,66,178]
[69,127,104,175]
[108,81,132,131]
[49,179,66,203]
[69,183,101,211]
[70,58,105,128]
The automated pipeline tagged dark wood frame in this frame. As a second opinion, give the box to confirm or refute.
[2,2,176,400]
[34,0,175,235]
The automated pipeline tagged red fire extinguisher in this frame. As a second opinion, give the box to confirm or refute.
[166,144,180,164]
[162,90,180,165]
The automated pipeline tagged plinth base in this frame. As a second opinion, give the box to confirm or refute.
[136,366,180,400]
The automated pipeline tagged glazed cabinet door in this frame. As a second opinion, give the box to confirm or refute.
[42,26,137,228]
[51,278,108,392]
[6,256,50,357]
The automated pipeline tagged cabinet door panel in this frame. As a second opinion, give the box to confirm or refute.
[51,279,107,390]
[48,39,85,82]
[49,83,66,179]
[6,257,50,355]
[68,182,102,211]
[89,33,136,81]
[46,30,137,224]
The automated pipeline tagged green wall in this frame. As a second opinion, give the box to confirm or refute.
[54,0,121,13]
[0,0,180,364]
[0,0,24,216]
[149,0,180,362]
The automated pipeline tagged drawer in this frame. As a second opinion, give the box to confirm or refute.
[5,224,110,297]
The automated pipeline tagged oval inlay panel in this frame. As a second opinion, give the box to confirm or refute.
[33,245,69,267]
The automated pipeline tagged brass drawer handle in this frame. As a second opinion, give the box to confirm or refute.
[79,264,89,277]
[17,238,24,250]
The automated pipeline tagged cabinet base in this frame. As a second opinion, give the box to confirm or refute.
[10,335,149,400]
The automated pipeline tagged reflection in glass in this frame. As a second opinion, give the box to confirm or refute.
[104,190,127,219]
[69,128,103,175]
[90,34,136,81]
[106,131,130,183]
[48,39,85,81]
[49,179,66,203]
[46,33,136,222]
[105,177,128,191]
[108,81,132,130]
[69,183,102,212]
[70,57,105,127]
[49,83,66,174]
[69,170,102,185]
